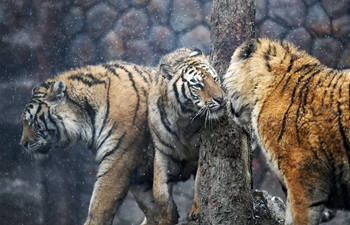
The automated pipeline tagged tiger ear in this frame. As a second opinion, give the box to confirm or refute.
[46,80,66,104]
[160,64,174,81]
[31,85,40,95]
[239,39,257,59]
[189,48,203,57]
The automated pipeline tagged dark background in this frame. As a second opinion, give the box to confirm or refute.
[1,0,350,224]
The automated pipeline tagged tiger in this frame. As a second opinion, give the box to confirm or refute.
[20,60,159,225]
[148,48,226,225]
[223,37,350,225]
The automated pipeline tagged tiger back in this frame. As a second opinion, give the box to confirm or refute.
[224,38,350,225]
[149,48,225,225]
[20,61,158,225]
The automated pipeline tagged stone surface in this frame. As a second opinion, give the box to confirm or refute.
[332,15,350,39]
[149,26,176,54]
[67,34,97,68]
[0,178,43,225]
[105,0,129,12]
[178,25,211,54]
[114,9,149,39]
[202,2,212,27]
[98,31,124,62]
[312,37,342,68]
[304,0,318,4]
[130,0,149,8]
[284,27,312,52]
[305,3,331,36]
[124,39,155,66]
[63,7,84,36]
[256,0,267,23]
[259,19,288,40]
[170,0,202,32]
[73,0,98,8]
[147,0,170,25]
[86,3,118,39]
[338,43,350,69]
[269,0,305,27]
[321,0,350,18]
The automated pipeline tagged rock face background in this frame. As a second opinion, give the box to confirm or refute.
[1,0,350,224]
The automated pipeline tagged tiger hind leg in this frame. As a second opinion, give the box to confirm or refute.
[285,196,325,225]
[284,169,329,225]
[131,183,159,225]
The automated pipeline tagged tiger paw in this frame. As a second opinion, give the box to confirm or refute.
[321,209,336,223]
[186,211,200,221]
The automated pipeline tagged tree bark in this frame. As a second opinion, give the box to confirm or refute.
[199,0,255,224]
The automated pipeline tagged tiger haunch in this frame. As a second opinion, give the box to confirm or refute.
[21,61,158,225]
[149,48,225,225]
[224,38,350,225]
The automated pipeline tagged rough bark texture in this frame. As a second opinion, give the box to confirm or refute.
[199,0,255,224]
[253,190,285,225]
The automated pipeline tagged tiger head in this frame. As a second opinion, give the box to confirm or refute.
[20,80,81,156]
[158,48,225,120]
[223,38,303,125]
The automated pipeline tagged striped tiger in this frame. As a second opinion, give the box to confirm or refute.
[149,48,225,225]
[223,38,349,225]
[20,61,158,225]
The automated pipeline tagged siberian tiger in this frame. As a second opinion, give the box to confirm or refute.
[149,48,225,225]
[20,61,158,225]
[223,38,350,225]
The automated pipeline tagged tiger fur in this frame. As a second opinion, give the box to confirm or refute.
[20,61,158,225]
[149,48,225,225]
[223,38,350,225]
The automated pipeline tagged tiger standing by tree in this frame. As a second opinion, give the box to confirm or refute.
[224,38,350,225]
[149,48,225,225]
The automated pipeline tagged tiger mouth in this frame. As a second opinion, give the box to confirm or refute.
[208,99,226,112]
[210,104,225,112]
[36,146,51,154]
[193,103,225,122]
[26,145,52,155]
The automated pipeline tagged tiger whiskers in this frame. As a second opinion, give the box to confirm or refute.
[204,107,221,128]
[191,106,219,128]
[190,107,207,123]
[21,147,34,160]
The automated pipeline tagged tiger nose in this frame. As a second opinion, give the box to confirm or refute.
[213,96,224,105]
[21,141,29,149]
[20,136,29,149]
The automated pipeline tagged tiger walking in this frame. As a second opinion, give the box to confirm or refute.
[20,61,158,225]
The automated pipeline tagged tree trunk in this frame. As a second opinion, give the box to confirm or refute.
[199,0,255,224]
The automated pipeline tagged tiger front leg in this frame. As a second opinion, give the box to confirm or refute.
[187,166,201,222]
[153,150,179,225]
[84,158,132,225]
